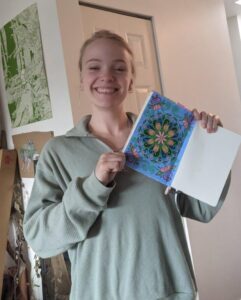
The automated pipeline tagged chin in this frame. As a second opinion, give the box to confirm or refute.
[91,95,125,108]
[93,100,124,111]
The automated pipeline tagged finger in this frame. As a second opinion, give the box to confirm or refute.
[200,111,208,128]
[105,151,125,159]
[111,152,126,160]
[100,152,125,162]
[119,155,126,170]
[99,155,125,169]
[206,114,214,133]
[103,160,123,172]
[105,155,125,169]
[101,157,125,168]
[192,109,201,121]
[208,115,223,132]
[214,115,222,128]
[164,186,172,195]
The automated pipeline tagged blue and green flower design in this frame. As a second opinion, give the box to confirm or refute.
[143,118,178,158]
[124,92,196,185]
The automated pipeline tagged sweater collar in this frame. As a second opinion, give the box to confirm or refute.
[65,112,137,138]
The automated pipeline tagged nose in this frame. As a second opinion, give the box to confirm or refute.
[100,68,115,82]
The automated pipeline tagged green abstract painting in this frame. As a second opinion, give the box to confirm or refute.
[0,4,52,128]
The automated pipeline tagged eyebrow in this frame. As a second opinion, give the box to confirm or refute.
[85,58,127,64]
[85,59,101,64]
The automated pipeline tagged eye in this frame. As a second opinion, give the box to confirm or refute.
[114,66,127,72]
[86,63,101,71]
[117,68,126,72]
[88,66,100,70]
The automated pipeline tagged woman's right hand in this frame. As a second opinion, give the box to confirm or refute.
[95,152,126,186]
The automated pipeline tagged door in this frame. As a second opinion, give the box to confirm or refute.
[80,6,161,113]
[56,2,162,123]
[79,5,162,115]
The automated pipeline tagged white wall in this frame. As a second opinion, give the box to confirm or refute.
[227,15,241,100]
[0,0,73,148]
[0,0,241,299]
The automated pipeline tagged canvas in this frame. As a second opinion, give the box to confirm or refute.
[13,131,53,178]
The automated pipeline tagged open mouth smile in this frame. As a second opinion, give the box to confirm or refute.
[95,87,119,94]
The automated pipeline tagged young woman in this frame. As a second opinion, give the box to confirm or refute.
[23,30,230,300]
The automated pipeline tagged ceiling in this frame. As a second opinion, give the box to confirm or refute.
[224,0,241,17]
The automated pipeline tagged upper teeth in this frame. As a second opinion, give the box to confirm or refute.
[96,88,116,94]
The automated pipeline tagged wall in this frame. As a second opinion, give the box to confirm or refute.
[0,0,241,299]
[227,15,241,100]
[0,0,73,148]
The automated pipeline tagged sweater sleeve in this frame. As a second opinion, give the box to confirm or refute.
[175,172,231,222]
[23,152,114,258]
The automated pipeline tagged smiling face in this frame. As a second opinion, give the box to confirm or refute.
[80,38,134,110]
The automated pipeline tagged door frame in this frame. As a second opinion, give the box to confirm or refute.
[78,0,163,95]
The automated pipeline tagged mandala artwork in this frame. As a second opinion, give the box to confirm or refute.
[124,92,196,186]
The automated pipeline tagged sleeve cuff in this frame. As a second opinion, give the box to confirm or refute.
[81,171,116,207]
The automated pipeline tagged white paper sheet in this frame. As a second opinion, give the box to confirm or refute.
[172,123,241,206]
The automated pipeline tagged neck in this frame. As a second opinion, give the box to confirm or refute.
[89,106,129,135]
[88,106,132,151]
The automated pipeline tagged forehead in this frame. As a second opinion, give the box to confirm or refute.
[83,38,131,62]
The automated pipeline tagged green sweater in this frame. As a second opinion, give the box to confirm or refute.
[23,114,230,300]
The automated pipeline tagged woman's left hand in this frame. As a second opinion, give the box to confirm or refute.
[192,109,223,133]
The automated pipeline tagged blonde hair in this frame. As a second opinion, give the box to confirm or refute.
[79,30,136,77]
